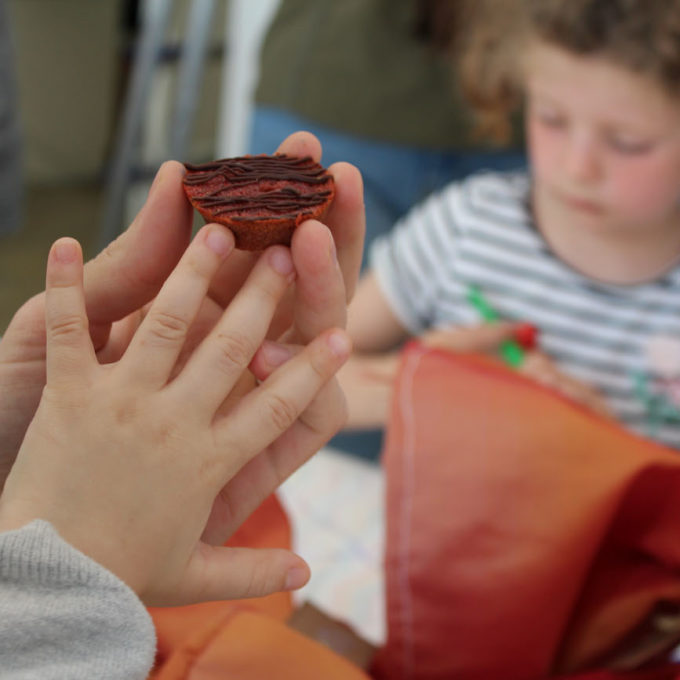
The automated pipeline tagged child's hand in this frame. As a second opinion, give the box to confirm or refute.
[0,228,351,607]
[419,322,520,353]
[338,352,401,429]
[418,324,611,417]
[0,132,364,511]
[337,324,523,430]
[520,352,612,418]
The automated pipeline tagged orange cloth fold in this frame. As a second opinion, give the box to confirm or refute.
[373,343,680,680]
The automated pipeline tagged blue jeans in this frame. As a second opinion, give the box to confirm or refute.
[250,106,526,461]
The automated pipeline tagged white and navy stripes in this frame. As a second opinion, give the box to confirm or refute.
[371,172,680,450]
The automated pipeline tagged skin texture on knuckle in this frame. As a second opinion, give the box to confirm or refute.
[113,401,139,426]
[264,392,299,433]
[146,309,190,345]
[249,552,290,598]
[239,555,272,599]
[213,330,256,374]
[48,313,89,342]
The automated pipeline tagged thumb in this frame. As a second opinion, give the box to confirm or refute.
[85,161,192,348]
[45,238,96,387]
[148,545,310,607]
[421,322,518,354]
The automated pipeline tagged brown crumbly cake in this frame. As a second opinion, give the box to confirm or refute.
[182,154,335,250]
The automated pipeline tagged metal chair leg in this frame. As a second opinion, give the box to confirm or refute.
[170,0,217,161]
[98,0,175,250]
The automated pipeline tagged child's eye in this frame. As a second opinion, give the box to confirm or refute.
[533,107,567,129]
[607,135,653,155]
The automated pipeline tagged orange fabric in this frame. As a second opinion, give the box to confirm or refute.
[152,608,371,680]
[149,494,294,673]
[373,343,680,680]
[148,492,370,680]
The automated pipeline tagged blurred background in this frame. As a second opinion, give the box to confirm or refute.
[0,0,279,329]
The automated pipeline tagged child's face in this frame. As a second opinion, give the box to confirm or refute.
[525,40,680,237]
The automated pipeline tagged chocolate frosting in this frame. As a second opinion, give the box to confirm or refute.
[183,155,333,222]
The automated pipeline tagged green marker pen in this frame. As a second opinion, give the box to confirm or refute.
[466,285,526,368]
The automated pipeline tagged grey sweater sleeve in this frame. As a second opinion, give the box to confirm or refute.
[0,520,156,679]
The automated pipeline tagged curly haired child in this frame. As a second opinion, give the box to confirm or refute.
[342,0,680,451]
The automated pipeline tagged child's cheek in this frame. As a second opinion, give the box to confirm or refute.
[527,121,559,183]
[612,158,680,219]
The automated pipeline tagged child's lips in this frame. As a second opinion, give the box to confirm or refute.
[562,193,604,214]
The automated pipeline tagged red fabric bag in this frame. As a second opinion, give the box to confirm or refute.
[373,343,680,680]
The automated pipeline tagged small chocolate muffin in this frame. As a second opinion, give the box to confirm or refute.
[182,154,335,250]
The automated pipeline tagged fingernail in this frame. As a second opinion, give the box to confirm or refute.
[205,227,232,256]
[284,566,308,591]
[262,340,293,368]
[327,330,351,358]
[53,239,78,264]
[270,248,294,276]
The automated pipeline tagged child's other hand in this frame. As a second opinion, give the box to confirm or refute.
[0,229,351,607]
[338,323,521,431]
[520,352,612,418]
[419,322,519,353]
[338,352,401,429]
[419,324,611,417]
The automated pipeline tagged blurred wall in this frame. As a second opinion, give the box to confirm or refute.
[7,0,122,184]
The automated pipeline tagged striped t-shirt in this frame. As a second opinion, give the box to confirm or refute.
[371,171,680,451]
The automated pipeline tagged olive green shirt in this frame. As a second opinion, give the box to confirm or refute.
[255,0,498,150]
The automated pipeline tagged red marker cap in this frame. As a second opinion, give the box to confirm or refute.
[513,323,539,351]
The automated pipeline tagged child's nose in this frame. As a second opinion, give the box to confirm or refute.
[564,133,601,183]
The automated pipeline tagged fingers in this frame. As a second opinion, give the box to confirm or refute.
[204,137,365,351]
[275,130,322,162]
[118,224,234,388]
[214,328,351,475]
[421,322,519,353]
[199,338,350,545]
[285,220,347,343]
[151,545,310,606]
[45,238,96,387]
[278,162,365,345]
[85,161,192,348]
[278,162,364,347]
[172,247,297,413]
[322,161,365,303]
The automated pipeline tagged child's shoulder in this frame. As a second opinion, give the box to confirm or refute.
[450,170,530,207]
[433,170,532,236]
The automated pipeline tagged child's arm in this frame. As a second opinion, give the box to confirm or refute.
[347,271,410,352]
[0,520,156,680]
[340,272,524,430]
[338,271,409,429]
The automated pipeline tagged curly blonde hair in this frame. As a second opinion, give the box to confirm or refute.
[458,0,680,143]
